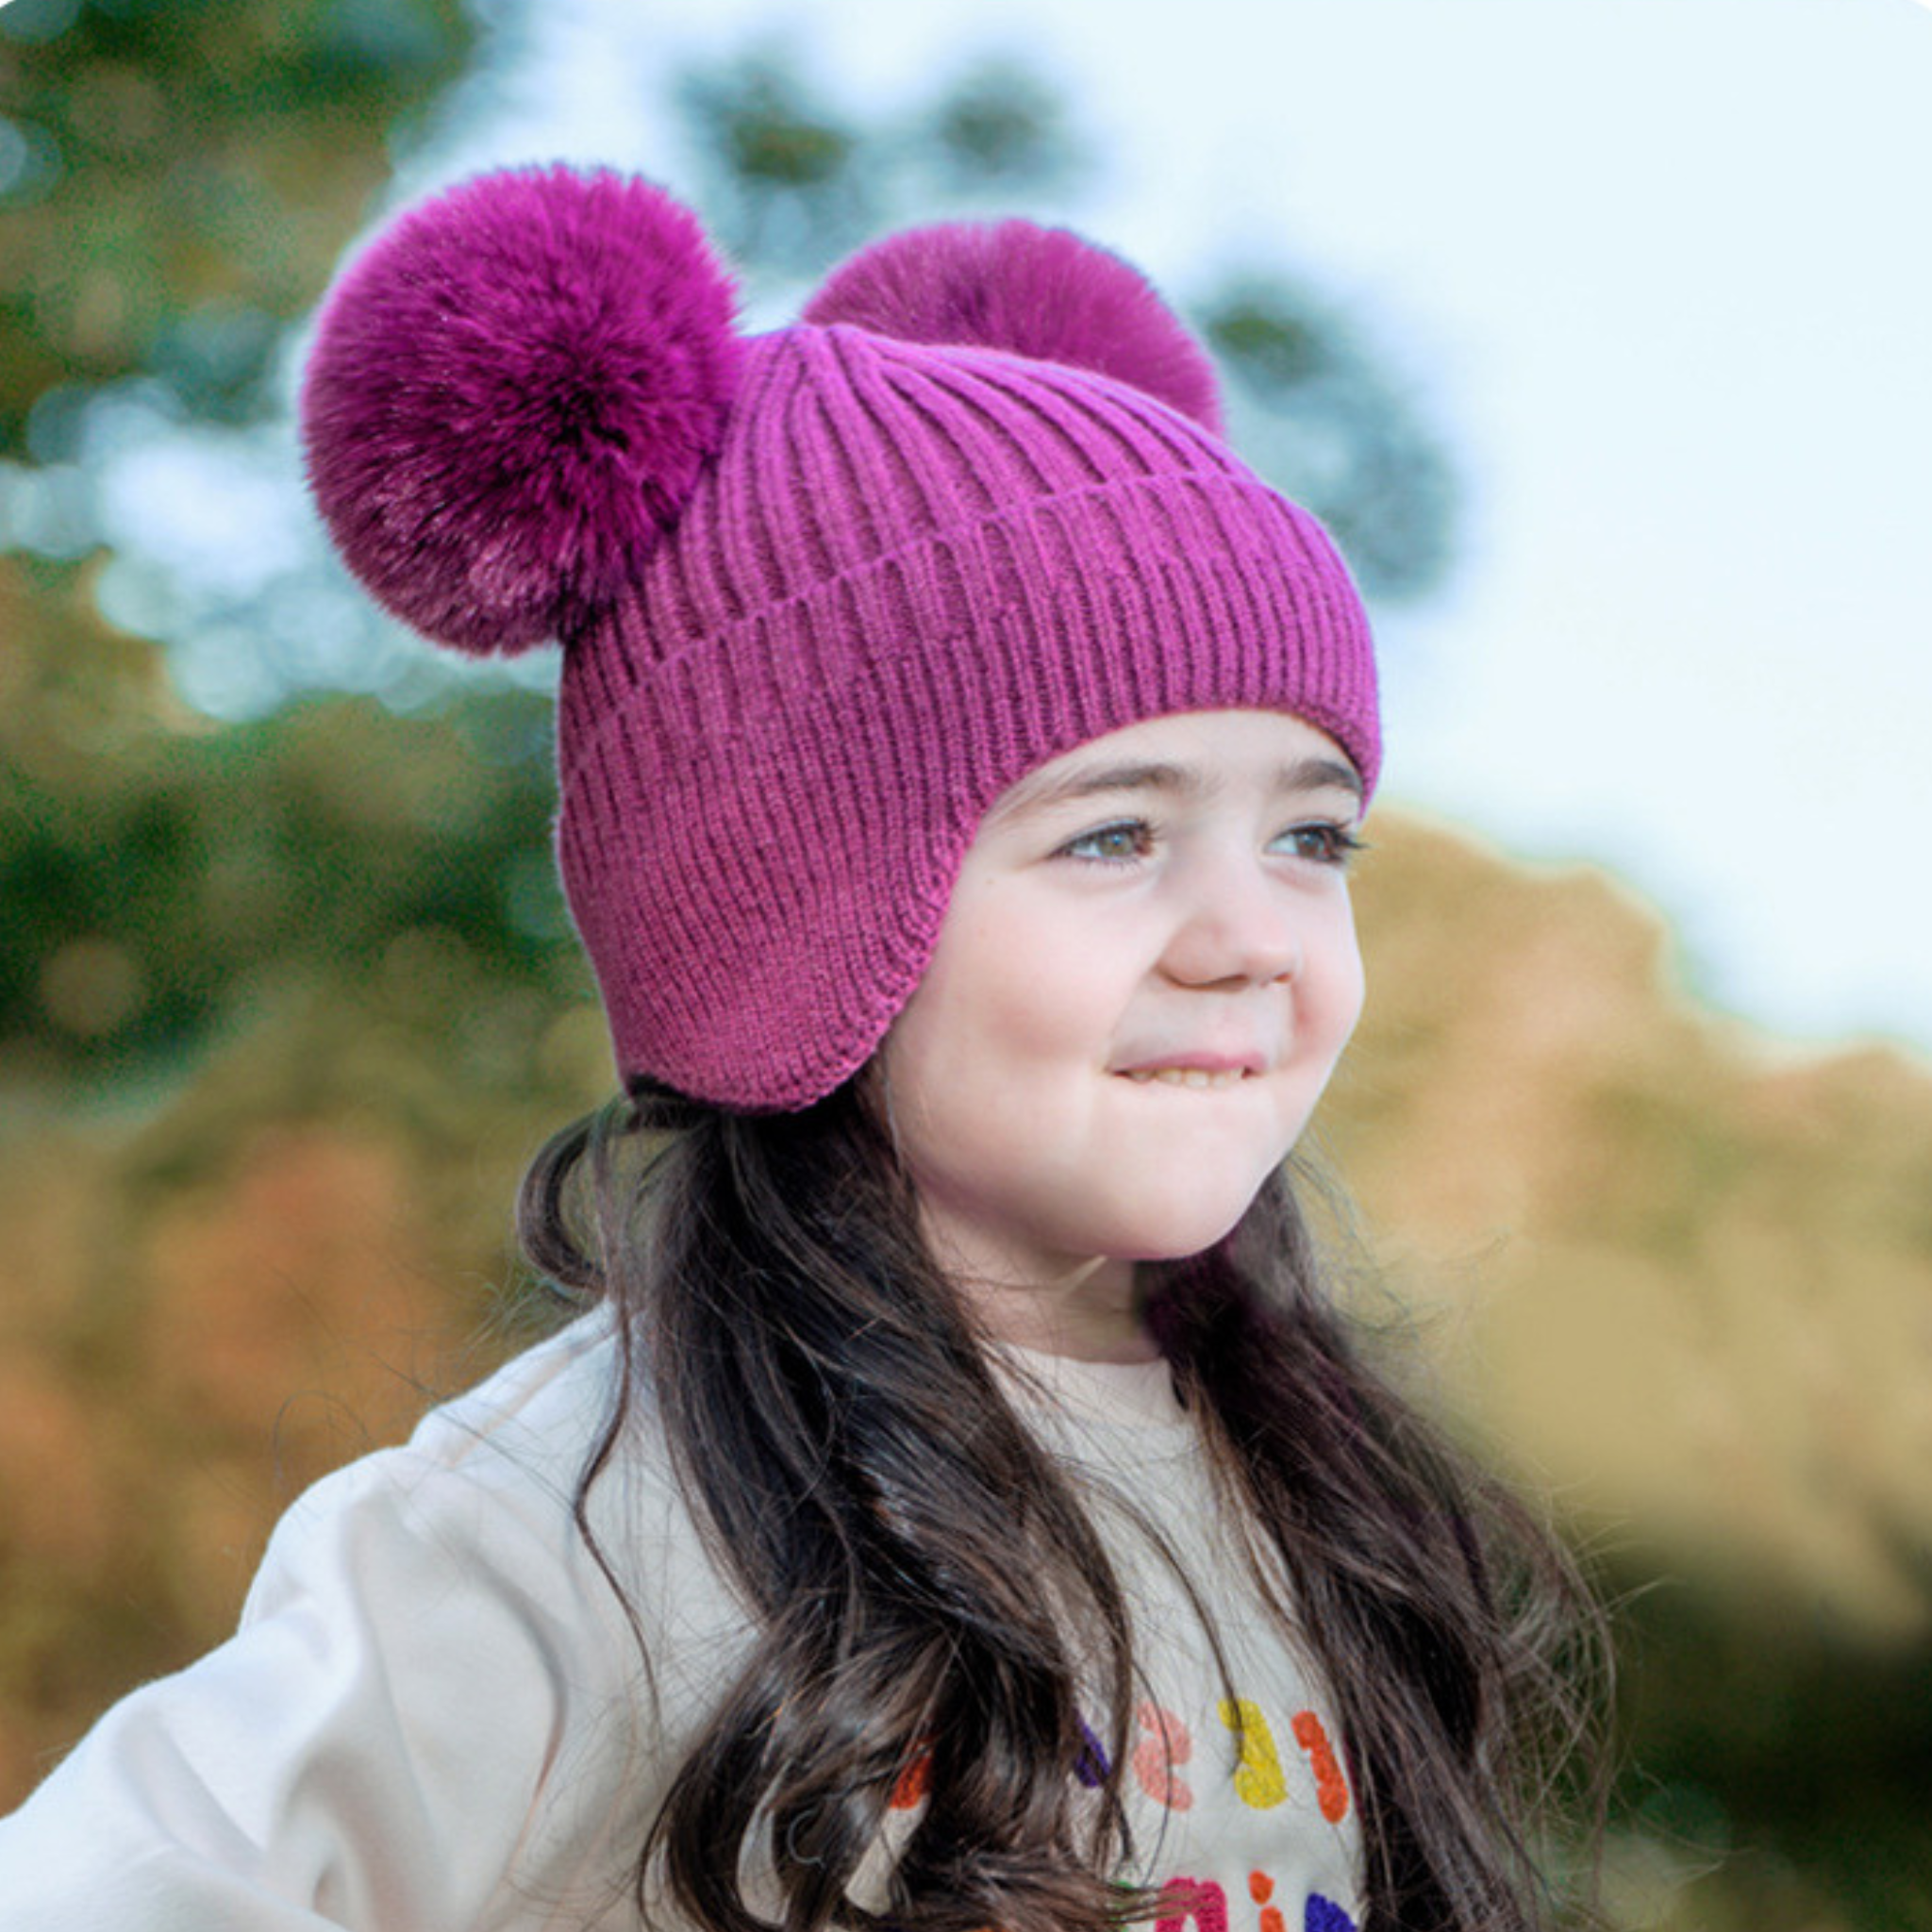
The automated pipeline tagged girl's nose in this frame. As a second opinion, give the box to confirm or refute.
[1157,851,1304,991]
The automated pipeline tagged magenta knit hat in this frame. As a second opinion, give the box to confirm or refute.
[302,165,1379,1110]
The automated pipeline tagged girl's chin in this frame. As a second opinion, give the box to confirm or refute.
[1084,1195,1269,1268]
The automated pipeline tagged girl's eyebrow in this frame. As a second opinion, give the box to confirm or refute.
[998,754,1363,821]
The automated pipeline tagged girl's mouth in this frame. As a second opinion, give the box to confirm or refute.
[1120,1067,1254,1090]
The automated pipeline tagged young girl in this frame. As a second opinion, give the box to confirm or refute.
[0,167,1601,1930]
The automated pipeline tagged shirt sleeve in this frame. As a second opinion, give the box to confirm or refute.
[0,1441,648,1931]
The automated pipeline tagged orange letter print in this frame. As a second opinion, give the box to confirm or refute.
[1247,1870,1286,1932]
[889,1741,932,1809]
[1290,1709,1350,1824]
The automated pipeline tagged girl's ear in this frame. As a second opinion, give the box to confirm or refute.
[301,165,744,657]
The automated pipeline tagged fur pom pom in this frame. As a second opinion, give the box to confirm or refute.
[803,220,1222,435]
[302,166,742,656]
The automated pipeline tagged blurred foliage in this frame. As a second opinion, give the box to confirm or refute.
[1331,817,1932,1930]
[0,0,472,453]
[0,553,578,1090]
[1,7,1925,1928]
[1607,1571,1932,1926]
[675,43,1088,277]
[1205,279,1456,600]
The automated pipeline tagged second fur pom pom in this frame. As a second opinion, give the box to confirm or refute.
[804,218,1223,436]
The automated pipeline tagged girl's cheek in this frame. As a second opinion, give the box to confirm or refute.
[1322,906,1368,1038]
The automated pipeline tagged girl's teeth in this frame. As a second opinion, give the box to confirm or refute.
[1125,1067,1245,1089]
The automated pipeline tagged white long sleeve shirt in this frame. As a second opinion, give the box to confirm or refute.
[0,1315,1364,1930]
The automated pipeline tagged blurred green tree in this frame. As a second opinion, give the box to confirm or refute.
[675,45,1088,276]
[1607,1557,1932,1926]
[0,0,473,450]
[1205,276,1455,600]
[0,556,577,1089]
[0,0,520,1094]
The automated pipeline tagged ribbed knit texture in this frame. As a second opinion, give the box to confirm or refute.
[557,325,1376,1108]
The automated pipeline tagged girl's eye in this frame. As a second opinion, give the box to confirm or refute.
[1274,822,1365,867]
[1058,819,1153,864]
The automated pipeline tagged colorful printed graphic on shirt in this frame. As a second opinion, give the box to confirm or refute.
[886,1682,1360,1927]
[1156,1874,1357,1932]
[1059,1690,1362,1932]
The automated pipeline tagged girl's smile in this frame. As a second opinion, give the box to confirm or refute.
[878,708,1367,1357]
[1119,1066,1255,1087]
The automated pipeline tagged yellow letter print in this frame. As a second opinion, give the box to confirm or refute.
[1215,1698,1287,1809]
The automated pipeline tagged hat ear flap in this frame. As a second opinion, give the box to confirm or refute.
[302,166,743,657]
[803,218,1222,436]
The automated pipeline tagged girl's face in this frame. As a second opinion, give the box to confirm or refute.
[877,708,1366,1357]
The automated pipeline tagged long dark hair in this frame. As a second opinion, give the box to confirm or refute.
[519,1076,1607,1932]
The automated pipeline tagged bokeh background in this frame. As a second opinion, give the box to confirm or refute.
[3,2,1929,1925]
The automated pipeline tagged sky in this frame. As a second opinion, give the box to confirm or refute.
[403,0,1932,1058]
